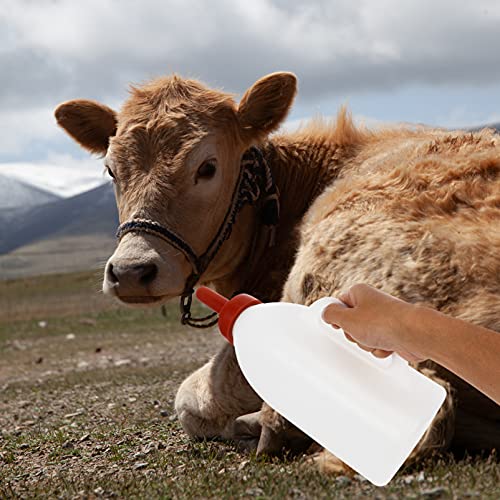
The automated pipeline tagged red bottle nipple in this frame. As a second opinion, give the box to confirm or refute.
[195,286,261,344]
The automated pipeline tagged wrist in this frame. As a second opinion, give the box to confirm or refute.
[397,302,434,359]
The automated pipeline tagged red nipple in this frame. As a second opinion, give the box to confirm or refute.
[195,286,261,344]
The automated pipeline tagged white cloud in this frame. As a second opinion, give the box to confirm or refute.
[1,0,499,169]
[0,107,61,156]
[3,0,500,109]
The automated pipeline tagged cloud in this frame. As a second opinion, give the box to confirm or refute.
[1,0,500,159]
[3,0,500,106]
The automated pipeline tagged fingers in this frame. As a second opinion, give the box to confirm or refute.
[344,334,392,358]
[337,289,355,307]
[372,349,393,358]
[344,332,356,343]
[322,302,350,329]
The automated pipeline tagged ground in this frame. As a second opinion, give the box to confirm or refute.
[0,271,498,499]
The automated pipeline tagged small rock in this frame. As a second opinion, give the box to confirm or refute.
[354,474,368,482]
[289,488,306,500]
[421,487,447,498]
[160,409,169,417]
[128,397,137,403]
[80,318,97,326]
[218,468,225,475]
[93,486,104,496]
[238,459,249,471]
[335,475,352,486]
[64,410,84,419]
[403,474,415,484]
[38,321,47,328]
[114,359,131,367]
[77,361,89,369]
[134,462,148,470]
[168,414,176,421]
[66,333,75,340]
[416,471,426,482]
[245,487,264,497]
[35,357,43,364]
[95,347,102,353]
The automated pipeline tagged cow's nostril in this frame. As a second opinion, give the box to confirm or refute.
[138,264,158,286]
[107,263,119,285]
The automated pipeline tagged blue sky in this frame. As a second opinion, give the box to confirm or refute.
[1,0,500,191]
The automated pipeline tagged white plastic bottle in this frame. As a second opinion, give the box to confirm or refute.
[196,286,446,486]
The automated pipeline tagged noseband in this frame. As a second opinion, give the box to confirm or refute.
[115,146,280,328]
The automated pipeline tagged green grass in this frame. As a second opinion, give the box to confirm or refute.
[0,270,498,499]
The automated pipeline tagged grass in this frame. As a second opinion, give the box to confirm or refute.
[0,270,499,499]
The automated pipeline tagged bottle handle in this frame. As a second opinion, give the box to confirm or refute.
[309,297,409,371]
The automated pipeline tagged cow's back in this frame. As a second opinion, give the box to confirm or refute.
[282,127,500,449]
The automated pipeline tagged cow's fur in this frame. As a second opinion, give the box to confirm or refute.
[55,73,500,475]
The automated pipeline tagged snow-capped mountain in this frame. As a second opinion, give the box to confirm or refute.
[0,182,118,255]
[0,160,107,198]
[0,173,61,214]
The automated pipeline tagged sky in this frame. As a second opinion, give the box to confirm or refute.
[1,0,500,195]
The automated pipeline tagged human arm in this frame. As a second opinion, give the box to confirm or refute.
[322,284,500,405]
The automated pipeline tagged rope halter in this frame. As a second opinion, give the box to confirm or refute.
[115,146,280,328]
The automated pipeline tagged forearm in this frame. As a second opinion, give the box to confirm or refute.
[408,306,500,405]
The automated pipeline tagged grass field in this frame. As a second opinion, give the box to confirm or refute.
[0,271,498,498]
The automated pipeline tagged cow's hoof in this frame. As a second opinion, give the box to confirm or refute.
[306,449,354,476]
[232,411,261,452]
[256,423,313,457]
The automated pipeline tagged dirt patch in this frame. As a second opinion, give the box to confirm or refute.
[0,272,498,498]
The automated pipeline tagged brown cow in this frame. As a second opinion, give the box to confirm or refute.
[55,72,500,475]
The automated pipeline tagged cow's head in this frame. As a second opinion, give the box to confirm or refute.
[55,73,296,305]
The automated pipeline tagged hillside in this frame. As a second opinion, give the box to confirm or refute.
[0,182,118,255]
[0,174,60,215]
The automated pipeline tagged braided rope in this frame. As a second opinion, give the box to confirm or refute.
[115,146,280,328]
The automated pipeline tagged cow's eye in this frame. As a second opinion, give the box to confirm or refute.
[196,160,217,182]
[105,165,116,182]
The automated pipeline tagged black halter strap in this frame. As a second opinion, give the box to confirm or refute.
[115,146,280,328]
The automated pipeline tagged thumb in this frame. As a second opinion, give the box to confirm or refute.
[322,302,351,329]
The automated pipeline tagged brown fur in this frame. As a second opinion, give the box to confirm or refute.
[55,73,500,478]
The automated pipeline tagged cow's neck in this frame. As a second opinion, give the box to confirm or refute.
[213,134,353,301]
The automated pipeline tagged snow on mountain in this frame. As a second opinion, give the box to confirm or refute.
[0,156,107,198]
[0,182,118,255]
[0,173,60,212]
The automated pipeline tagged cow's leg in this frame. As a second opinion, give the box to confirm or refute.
[175,343,262,447]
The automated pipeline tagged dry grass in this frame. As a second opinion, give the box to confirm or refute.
[0,271,498,499]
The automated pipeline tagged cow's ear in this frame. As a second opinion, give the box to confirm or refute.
[55,99,117,154]
[237,72,297,140]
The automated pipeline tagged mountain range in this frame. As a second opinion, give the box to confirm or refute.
[0,174,61,217]
[0,181,118,279]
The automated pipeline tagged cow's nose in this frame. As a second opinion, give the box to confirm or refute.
[106,262,158,288]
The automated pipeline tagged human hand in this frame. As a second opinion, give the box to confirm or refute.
[322,284,426,363]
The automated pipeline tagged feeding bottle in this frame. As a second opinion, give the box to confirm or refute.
[195,286,446,487]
